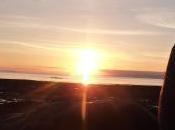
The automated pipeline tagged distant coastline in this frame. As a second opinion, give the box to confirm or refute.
[0,68,164,79]
[100,70,164,79]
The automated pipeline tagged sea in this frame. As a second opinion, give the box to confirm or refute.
[0,71,163,86]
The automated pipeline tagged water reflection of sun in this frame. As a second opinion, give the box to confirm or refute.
[76,49,100,85]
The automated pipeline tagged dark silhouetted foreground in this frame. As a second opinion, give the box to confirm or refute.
[0,79,159,130]
[159,45,175,130]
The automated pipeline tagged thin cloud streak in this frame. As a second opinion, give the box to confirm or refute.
[0,41,59,51]
[136,8,175,29]
[60,27,165,36]
[0,40,89,51]
[0,15,167,36]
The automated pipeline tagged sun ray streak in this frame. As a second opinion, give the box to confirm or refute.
[81,86,88,130]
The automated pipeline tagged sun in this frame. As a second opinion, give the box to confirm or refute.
[76,49,100,85]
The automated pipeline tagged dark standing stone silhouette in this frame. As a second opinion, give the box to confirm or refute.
[159,45,175,130]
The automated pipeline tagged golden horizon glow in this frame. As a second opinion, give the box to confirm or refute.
[0,0,173,75]
[76,49,101,85]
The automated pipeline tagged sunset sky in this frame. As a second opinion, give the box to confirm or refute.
[0,0,175,75]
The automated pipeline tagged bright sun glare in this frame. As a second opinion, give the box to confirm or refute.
[77,49,100,85]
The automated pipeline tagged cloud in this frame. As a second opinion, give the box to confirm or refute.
[136,8,175,29]
[59,27,164,35]
[0,15,166,36]
[0,40,86,51]
[0,40,59,50]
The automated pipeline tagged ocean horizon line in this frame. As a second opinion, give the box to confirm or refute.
[0,69,164,79]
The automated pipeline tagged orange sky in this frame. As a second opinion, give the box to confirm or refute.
[0,0,175,74]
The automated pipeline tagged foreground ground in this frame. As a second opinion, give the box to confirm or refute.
[0,79,160,130]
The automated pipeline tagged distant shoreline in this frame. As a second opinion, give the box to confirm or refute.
[0,70,163,86]
[0,69,164,79]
